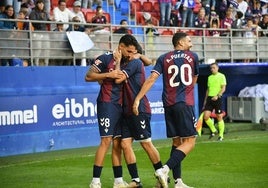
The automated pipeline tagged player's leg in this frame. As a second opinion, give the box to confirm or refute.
[203,97,218,137]
[121,138,142,187]
[216,113,224,141]
[121,116,142,187]
[112,137,129,188]
[90,102,122,187]
[128,113,162,170]
[128,113,164,187]
[158,103,196,188]
[90,136,113,188]
[204,110,218,138]
[215,98,225,141]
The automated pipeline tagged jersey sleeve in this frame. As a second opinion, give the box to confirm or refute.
[122,59,142,78]
[221,73,227,86]
[92,52,112,72]
[193,52,199,76]
[153,54,165,75]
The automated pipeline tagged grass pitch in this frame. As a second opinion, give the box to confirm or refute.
[0,124,268,188]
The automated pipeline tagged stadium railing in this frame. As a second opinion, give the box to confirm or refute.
[0,18,267,66]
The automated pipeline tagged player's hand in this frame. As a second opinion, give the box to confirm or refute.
[212,96,218,101]
[131,52,141,60]
[113,47,122,63]
[108,69,124,79]
[133,99,140,116]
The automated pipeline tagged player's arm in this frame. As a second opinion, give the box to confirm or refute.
[203,89,208,109]
[133,72,159,115]
[217,84,226,98]
[193,75,198,85]
[85,66,122,82]
[114,71,127,84]
[132,53,152,66]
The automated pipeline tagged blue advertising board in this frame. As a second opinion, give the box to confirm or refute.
[0,66,201,157]
[0,89,168,156]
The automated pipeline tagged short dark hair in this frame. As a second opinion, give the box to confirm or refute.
[172,32,188,47]
[236,11,243,19]
[120,19,127,25]
[119,34,139,49]
[58,0,66,5]
[210,62,218,67]
[96,5,102,11]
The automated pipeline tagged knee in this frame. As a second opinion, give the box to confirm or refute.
[120,139,132,150]
[100,137,112,147]
[140,141,152,150]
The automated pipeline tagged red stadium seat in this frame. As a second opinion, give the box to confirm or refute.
[85,11,96,23]
[51,0,58,9]
[143,1,153,12]
[66,0,75,8]
[161,29,174,35]
[131,1,142,15]
[153,2,160,12]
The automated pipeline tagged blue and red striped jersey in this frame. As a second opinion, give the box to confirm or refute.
[153,50,199,106]
[92,52,123,104]
[121,59,151,116]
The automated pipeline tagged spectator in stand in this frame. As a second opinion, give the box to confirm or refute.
[261,2,267,15]
[29,0,51,31]
[66,16,85,32]
[17,8,33,30]
[113,19,132,34]
[0,4,16,30]
[242,17,260,62]
[144,13,159,36]
[217,0,228,20]
[53,0,75,31]
[91,5,106,24]
[259,14,268,37]
[90,5,110,33]
[252,0,262,17]
[20,1,34,16]
[158,0,172,26]
[43,0,51,14]
[232,0,249,19]
[5,0,21,16]
[232,11,245,37]
[209,20,221,36]
[72,0,86,24]
[181,0,195,27]
[0,5,16,66]
[194,7,210,36]
[0,1,5,13]
[81,0,102,9]
[53,20,64,31]
[209,11,221,36]
[202,0,216,14]
[220,7,234,36]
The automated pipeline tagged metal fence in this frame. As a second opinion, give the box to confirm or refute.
[0,19,268,66]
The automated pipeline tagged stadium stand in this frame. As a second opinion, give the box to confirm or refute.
[142,1,153,12]
[119,0,130,15]
[130,0,142,16]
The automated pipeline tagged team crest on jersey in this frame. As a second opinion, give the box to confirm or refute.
[95,59,102,65]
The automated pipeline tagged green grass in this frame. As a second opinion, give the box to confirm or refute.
[0,124,268,188]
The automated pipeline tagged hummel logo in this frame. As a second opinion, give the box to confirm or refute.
[100,118,105,126]
[140,120,146,129]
